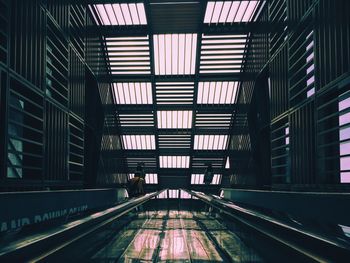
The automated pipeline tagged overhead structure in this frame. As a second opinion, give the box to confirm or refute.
[88,0,265,189]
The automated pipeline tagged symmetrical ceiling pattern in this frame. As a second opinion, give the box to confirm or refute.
[89,0,264,187]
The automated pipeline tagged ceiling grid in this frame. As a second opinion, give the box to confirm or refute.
[89,0,265,187]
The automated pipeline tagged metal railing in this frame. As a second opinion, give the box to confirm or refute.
[182,189,350,262]
[0,190,165,262]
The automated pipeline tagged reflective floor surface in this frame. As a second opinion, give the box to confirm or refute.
[92,210,263,262]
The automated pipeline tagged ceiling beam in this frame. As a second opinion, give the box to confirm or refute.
[86,22,284,37]
[104,103,248,112]
[105,127,248,135]
[97,73,257,83]
[101,149,250,158]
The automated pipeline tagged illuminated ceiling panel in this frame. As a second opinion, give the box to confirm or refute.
[145,173,158,184]
[113,83,152,104]
[92,3,147,25]
[197,81,239,104]
[157,191,168,199]
[106,36,151,74]
[122,135,156,150]
[180,190,191,199]
[153,34,197,75]
[191,174,204,184]
[212,174,222,184]
[159,156,190,168]
[157,110,193,129]
[194,135,229,150]
[88,1,260,184]
[190,174,222,185]
[169,189,179,198]
[200,34,248,74]
[204,1,259,24]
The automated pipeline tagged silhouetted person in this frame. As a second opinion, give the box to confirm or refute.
[204,164,214,185]
[128,163,145,197]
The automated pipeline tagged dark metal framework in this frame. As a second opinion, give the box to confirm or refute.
[0,0,349,191]
[87,0,266,189]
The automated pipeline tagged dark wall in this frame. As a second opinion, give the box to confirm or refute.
[230,0,350,191]
[0,0,111,191]
[248,73,271,187]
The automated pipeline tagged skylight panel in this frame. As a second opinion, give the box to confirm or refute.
[159,156,190,168]
[200,35,248,74]
[157,191,168,199]
[212,174,222,185]
[190,174,222,185]
[113,82,152,104]
[204,1,259,24]
[106,36,151,75]
[191,174,204,184]
[122,135,156,150]
[153,34,197,75]
[145,173,158,184]
[197,81,239,104]
[194,135,229,150]
[180,190,191,199]
[169,189,179,198]
[157,111,193,129]
[92,3,147,25]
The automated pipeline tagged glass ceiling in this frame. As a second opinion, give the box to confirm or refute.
[89,0,264,186]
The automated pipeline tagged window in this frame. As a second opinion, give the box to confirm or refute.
[91,3,147,25]
[113,83,152,104]
[197,81,239,104]
[204,1,259,24]
[159,156,190,168]
[306,31,315,98]
[122,135,156,150]
[157,110,193,129]
[194,135,229,150]
[153,34,197,75]
[339,91,350,183]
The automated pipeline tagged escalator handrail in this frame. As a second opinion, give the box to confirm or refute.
[182,189,350,251]
[0,190,165,259]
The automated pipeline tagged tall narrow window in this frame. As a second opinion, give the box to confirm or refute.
[339,91,350,183]
[306,30,315,98]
